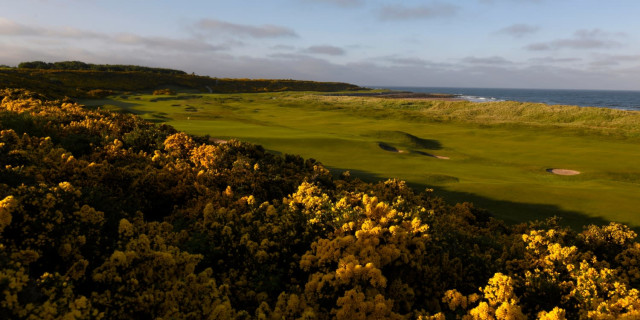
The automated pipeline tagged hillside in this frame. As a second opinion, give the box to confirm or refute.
[0,64,362,100]
[2,87,640,318]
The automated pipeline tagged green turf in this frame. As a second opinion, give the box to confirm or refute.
[80,92,640,229]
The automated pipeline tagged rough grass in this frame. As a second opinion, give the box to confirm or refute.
[80,92,640,229]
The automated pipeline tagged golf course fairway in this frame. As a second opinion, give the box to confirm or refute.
[82,91,640,230]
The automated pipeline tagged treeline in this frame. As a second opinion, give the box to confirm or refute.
[17,60,186,75]
[2,88,640,319]
[0,62,362,99]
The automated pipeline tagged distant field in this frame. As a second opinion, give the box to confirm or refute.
[81,92,640,229]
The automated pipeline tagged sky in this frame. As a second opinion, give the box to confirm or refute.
[1,0,640,90]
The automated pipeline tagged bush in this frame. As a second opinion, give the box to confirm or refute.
[152,88,176,95]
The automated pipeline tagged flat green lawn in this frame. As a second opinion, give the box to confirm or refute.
[81,92,640,229]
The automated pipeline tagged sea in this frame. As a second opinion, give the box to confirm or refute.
[373,86,640,111]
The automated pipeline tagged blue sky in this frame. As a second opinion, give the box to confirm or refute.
[1,0,639,90]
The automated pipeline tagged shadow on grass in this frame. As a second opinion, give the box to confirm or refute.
[149,95,203,102]
[146,118,168,123]
[378,142,400,152]
[368,131,442,150]
[82,98,149,115]
[324,165,639,233]
[402,132,442,150]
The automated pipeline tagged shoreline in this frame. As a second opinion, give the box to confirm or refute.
[368,86,640,110]
[328,91,465,101]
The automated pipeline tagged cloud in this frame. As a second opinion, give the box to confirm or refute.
[0,17,103,39]
[0,17,40,36]
[479,0,544,4]
[375,56,460,70]
[0,17,226,60]
[588,54,640,68]
[303,45,346,56]
[528,56,582,64]
[4,37,640,90]
[463,56,513,65]
[385,57,431,67]
[194,19,298,38]
[525,29,623,51]
[268,53,306,60]
[496,24,539,38]
[525,43,551,51]
[379,3,459,21]
[1,20,638,91]
[112,33,227,52]
[304,0,362,7]
[271,44,296,51]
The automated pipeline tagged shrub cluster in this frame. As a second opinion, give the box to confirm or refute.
[1,89,639,319]
[153,88,177,96]
[17,61,186,75]
[0,66,362,100]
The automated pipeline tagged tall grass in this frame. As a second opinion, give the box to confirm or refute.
[302,95,640,138]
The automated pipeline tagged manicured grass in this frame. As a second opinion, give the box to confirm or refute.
[81,92,640,229]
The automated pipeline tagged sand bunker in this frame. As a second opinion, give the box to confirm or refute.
[411,150,450,160]
[547,168,580,175]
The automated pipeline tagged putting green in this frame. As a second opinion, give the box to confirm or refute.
[81,92,640,229]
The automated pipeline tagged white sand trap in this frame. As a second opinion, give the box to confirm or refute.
[547,168,580,175]
[411,150,450,160]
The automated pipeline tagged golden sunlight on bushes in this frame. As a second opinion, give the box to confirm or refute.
[1,88,639,319]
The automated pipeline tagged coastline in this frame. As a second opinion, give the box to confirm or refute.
[328,91,465,101]
[370,86,640,110]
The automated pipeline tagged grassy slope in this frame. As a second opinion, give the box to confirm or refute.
[0,68,362,99]
[81,92,640,229]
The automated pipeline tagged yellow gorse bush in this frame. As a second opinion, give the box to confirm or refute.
[1,88,639,319]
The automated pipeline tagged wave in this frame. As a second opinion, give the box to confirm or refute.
[372,86,640,111]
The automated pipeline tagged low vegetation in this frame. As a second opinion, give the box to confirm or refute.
[0,63,362,99]
[17,60,187,74]
[2,61,640,318]
[81,91,640,230]
[3,88,640,319]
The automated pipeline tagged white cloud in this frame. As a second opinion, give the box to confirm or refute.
[194,19,298,38]
[303,45,346,56]
[271,44,296,51]
[4,36,640,90]
[303,0,362,7]
[0,17,39,36]
[496,24,539,38]
[528,56,582,64]
[463,56,513,65]
[588,54,640,69]
[379,3,459,21]
[112,33,226,52]
[385,57,431,67]
[0,17,103,39]
[0,18,225,58]
[526,29,624,51]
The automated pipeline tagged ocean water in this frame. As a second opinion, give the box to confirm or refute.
[375,86,640,111]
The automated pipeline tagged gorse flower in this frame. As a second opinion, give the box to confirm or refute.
[1,88,639,319]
